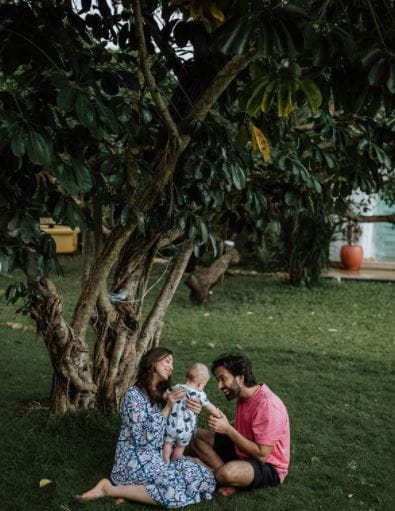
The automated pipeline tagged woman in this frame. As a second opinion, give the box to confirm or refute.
[80,347,216,507]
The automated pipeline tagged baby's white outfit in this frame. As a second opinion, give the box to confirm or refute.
[164,383,212,446]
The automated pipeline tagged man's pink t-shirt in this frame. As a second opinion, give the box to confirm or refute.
[234,384,290,482]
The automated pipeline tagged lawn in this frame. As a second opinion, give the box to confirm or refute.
[0,256,394,511]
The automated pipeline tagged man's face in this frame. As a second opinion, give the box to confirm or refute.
[214,366,242,401]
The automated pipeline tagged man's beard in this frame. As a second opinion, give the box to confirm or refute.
[224,385,240,401]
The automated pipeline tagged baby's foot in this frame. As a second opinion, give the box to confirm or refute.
[78,478,112,501]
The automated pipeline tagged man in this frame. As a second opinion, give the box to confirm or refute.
[192,354,290,496]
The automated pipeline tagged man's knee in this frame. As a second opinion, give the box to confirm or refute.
[215,463,237,484]
[215,461,254,487]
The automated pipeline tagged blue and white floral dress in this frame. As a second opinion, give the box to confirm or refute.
[111,386,216,508]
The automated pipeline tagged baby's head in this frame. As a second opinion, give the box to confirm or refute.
[185,363,210,391]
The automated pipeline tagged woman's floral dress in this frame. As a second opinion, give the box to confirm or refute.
[111,386,216,508]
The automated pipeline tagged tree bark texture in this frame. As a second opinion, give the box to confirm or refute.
[185,247,240,304]
[29,278,96,413]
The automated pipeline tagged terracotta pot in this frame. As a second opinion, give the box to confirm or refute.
[340,245,364,271]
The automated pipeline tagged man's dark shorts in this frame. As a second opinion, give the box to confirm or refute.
[213,433,280,489]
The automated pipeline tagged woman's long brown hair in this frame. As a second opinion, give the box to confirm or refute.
[135,347,173,405]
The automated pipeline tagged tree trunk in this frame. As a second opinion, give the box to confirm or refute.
[91,238,192,412]
[30,278,96,413]
[185,247,240,304]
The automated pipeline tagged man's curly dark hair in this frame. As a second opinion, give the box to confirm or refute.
[136,347,173,404]
[211,353,257,387]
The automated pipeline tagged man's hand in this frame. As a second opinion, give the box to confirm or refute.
[207,409,231,435]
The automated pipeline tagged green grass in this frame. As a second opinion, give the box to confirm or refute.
[0,257,394,510]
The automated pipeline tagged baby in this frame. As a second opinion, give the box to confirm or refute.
[163,362,220,462]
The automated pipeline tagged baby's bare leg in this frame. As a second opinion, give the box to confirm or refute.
[163,441,174,462]
[171,443,186,461]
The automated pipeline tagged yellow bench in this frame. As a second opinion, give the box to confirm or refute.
[40,225,80,254]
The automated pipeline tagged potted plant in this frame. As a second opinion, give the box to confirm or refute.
[340,221,364,270]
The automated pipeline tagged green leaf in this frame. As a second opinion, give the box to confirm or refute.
[258,24,273,59]
[57,87,76,113]
[231,165,245,190]
[299,76,322,111]
[322,152,336,169]
[95,99,119,133]
[49,72,69,89]
[214,17,251,55]
[361,48,381,68]
[235,124,249,150]
[278,20,298,57]
[199,219,209,243]
[368,58,387,86]
[357,138,369,154]
[312,178,322,193]
[246,78,270,116]
[284,191,295,206]
[134,208,146,234]
[10,126,26,157]
[26,132,52,167]
[239,76,267,111]
[75,93,96,127]
[188,222,197,240]
[209,234,217,257]
[71,158,93,192]
[268,219,281,235]
[261,81,277,113]
[387,62,395,93]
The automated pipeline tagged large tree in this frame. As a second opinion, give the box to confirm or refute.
[0,0,394,412]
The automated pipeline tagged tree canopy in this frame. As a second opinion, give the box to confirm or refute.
[0,0,394,411]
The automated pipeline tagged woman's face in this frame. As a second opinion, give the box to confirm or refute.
[152,354,173,383]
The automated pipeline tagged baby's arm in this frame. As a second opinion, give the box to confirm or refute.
[203,401,221,418]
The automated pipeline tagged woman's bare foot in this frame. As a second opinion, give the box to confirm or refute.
[217,486,236,497]
[78,478,113,501]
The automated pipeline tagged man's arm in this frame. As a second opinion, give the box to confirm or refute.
[207,410,272,464]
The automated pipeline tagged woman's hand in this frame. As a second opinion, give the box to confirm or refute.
[161,387,185,417]
[186,397,202,415]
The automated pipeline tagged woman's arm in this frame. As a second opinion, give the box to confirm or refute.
[121,387,166,445]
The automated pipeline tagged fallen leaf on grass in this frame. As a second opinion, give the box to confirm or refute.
[203,312,210,317]
[327,328,338,332]
[5,322,24,330]
[39,479,53,488]
[246,311,254,315]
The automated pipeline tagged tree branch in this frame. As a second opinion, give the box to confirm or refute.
[72,224,136,341]
[345,210,395,224]
[137,240,193,356]
[131,0,181,143]
[186,49,257,123]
